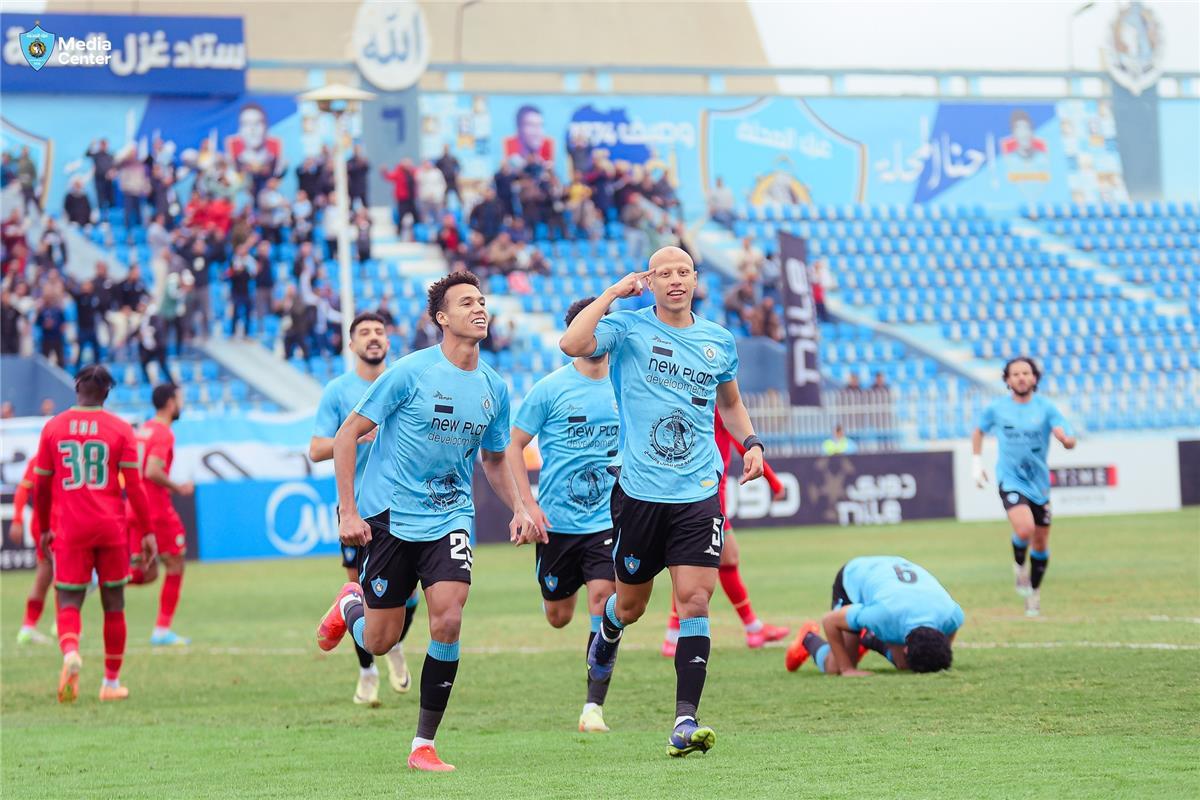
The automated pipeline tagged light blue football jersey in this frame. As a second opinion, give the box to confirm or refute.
[591,306,738,504]
[842,556,964,645]
[314,371,375,491]
[514,363,619,534]
[353,345,510,542]
[978,395,1073,505]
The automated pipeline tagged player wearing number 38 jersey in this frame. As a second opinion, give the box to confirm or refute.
[34,365,156,704]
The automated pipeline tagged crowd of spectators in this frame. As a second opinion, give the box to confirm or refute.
[0,128,379,377]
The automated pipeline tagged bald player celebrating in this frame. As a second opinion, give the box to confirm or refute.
[561,246,765,758]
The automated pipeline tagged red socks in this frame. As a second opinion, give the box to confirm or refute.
[22,597,44,628]
[103,611,126,681]
[719,564,758,627]
[157,572,183,629]
[57,605,81,655]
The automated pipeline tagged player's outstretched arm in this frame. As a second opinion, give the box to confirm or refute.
[505,428,551,535]
[821,607,872,677]
[333,412,375,546]
[145,456,194,497]
[970,428,988,487]
[559,271,648,357]
[122,467,158,566]
[480,448,542,545]
[1052,426,1077,450]
[716,380,763,485]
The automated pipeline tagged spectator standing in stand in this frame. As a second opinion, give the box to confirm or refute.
[436,144,461,205]
[416,160,447,226]
[347,145,370,209]
[87,139,116,214]
[226,244,255,338]
[63,178,93,228]
[254,240,275,327]
[381,160,417,237]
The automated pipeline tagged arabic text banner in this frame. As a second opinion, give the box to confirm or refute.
[419,93,1132,215]
[1,13,246,95]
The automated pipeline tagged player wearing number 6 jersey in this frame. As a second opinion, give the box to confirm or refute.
[34,365,157,703]
[786,556,963,676]
[315,272,537,773]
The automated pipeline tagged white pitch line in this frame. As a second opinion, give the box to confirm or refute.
[1147,615,1200,624]
[957,641,1200,651]
[6,640,1198,658]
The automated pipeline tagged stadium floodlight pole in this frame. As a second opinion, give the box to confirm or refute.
[297,83,377,370]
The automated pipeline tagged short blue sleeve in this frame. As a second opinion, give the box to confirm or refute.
[977,404,995,433]
[592,311,634,357]
[717,333,739,383]
[354,363,411,424]
[513,380,548,437]
[313,384,342,438]
[482,383,512,453]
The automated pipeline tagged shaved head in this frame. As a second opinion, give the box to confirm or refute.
[648,246,693,272]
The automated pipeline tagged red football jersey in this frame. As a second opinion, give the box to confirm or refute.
[136,419,177,524]
[12,455,42,538]
[35,407,146,547]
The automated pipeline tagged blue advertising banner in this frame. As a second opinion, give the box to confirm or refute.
[1,13,245,96]
[196,477,345,562]
[1,92,302,213]
[420,93,1136,214]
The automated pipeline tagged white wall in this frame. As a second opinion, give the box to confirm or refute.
[750,0,1200,73]
[953,436,1182,522]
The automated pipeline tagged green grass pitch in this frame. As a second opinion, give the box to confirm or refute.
[3,510,1198,799]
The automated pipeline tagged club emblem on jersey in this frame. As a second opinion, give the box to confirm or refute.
[1007,492,1020,504]
[482,396,492,411]
[543,574,558,592]
[567,466,606,509]
[424,473,464,511]
[649,411,696,465]
[342,545,357,562]
[624,556,640,575]
[703,345,716,361]
[371,578,389,597]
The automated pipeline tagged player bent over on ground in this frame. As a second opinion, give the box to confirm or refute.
[310,311,417,707]
[316,273,537,772]
[785,556,963,676]
[34,365,157,703]
[507,296,621,734]
[561,246,764,757]
[972,357,1076,617]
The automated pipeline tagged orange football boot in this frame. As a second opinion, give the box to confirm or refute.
[785,621,821,672]
[408,745,455,772]
[317,582,362,651]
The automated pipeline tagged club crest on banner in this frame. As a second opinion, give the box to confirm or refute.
[1103,1,1164,96]
[18,22,55,71]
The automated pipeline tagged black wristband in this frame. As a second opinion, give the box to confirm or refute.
[742,434,764,454]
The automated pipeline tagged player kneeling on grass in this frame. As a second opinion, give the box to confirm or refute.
[786,556,963,676]
[507,297,621,734]
[315,273,537,773]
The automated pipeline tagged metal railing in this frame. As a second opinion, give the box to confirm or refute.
[744,389,899,455]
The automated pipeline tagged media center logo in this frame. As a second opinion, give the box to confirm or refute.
[18,22,55,71]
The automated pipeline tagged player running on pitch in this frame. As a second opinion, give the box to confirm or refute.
[972,357,1076,616]
[11,446,55,645]
[560,246,764,758]
[316,273,537,772]
[663,409,789,656]
[785,555,963,675]
[507,297,621,734]
[34,365,157,702]
[126,383,195,646]
[310,311,416,707]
